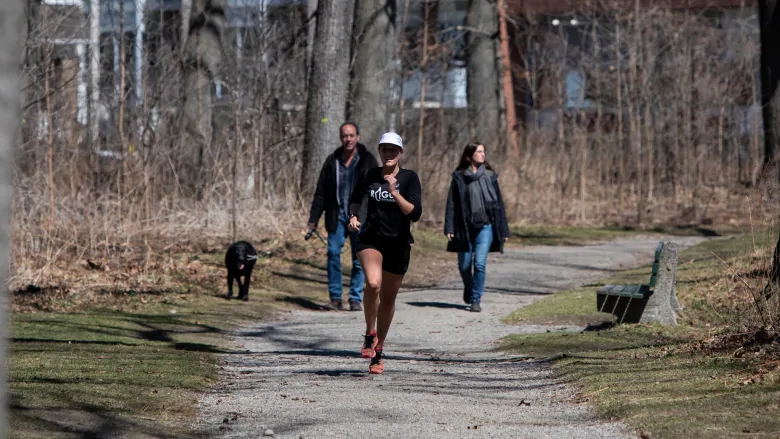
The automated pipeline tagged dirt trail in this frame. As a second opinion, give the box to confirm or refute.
[195,235,707,438]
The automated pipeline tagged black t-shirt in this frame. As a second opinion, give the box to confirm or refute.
[350,167,423,244]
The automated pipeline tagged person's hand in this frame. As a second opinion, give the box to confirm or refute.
[347,215,361,232]
[503,237,509,242]
[384,174,398,194]
[446,233,454,241]
[307,222,316,231]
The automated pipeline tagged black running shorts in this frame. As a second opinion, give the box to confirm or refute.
[355,235,411,275]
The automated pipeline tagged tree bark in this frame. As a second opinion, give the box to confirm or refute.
[89,0,101,152]
[21,0,40,145]
[181,0,192,49]
[497,0,518,157]
[760,0,780,300]
[180,0,226,198]
[349,0,395,153]
[759,0,780,183]
[466,0,501,153]
[416,1,435,172]
[307,0,318,79]
[0,0,24,433]
[301,0,354,196]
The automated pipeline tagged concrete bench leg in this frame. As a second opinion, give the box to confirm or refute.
[640,241,680,325]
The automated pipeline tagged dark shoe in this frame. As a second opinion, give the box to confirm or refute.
[469,301,482,313]
[369,349,384,374]
[349,300,362,311]
[463,289,472,305]
[361,332,378,358]
[324,299,343,311]
[238,293,248,301]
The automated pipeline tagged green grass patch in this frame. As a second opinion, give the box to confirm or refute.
[502,231,780,438]
[9,311,226,438]
[502,327,780,439]
[503,286,616,326]
[501,324,693,357]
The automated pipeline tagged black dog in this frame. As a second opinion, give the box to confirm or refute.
[225,241,257,301]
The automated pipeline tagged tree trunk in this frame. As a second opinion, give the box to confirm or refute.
[44,46,54,231]
[0,0,24,433]
[760,0,780,299]
[301,0,354,196]
[181,0,192,49]
[759,0,780,183]
[497,0,518,157]
[395,0,412,136]
[180,0,226,198]
[21,0,40,145]
[349,0,395,155]
[119,0,127,214]
[416,1,436,172]
[134,0,146,144]
[89,0,101,153]
[307,0,317,80]
[466,0,500,152]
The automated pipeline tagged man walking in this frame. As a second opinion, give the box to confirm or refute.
[307,122,379,311]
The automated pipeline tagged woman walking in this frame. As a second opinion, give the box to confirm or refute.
[444,142,510,312]
[347,132,422,374]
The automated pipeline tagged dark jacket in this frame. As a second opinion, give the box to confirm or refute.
[443,169,511,254]
[308,143,379,233]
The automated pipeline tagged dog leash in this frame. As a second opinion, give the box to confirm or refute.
[304,228,327,246]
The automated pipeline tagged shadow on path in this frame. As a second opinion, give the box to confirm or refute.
[405,301,469,310]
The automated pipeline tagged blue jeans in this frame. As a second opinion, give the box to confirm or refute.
[327,214,365,302]
[458,224,493,304]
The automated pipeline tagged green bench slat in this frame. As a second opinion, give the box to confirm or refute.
[654,242,664,261]
[597,284,647,299]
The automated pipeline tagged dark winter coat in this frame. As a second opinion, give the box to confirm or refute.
[308,143,379,233]
[443,169,511,254]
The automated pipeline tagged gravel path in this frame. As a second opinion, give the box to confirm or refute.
[195,235,707,439]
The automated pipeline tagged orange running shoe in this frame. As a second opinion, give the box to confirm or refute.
[369,349,384,374]
[361,332,378,358]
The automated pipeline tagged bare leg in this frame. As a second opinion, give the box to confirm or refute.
[357,248,383,334]
[376,272,405,349]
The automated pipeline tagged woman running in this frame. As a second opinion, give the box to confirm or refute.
[444,142,510,312]
[347,132,422,374]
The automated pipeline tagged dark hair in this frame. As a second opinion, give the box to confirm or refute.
[339,121,360,135]
[456,142,493,171]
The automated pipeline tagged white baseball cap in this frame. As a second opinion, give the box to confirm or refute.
[378,132,403,150]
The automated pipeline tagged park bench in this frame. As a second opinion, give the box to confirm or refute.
[595,240,681,325]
